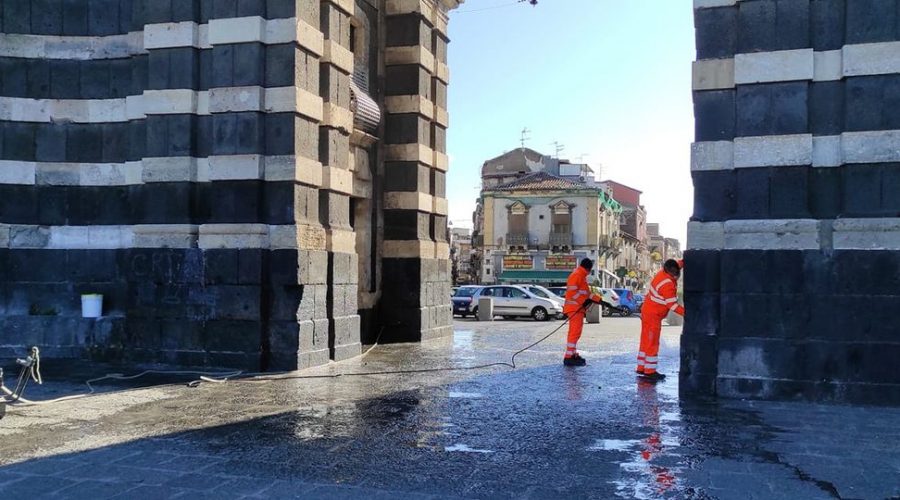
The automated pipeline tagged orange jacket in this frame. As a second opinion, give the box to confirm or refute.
[563,266,602,314]
[644,268,684,317]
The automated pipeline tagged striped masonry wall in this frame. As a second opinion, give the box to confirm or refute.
[0,0,462,370]
[378,0,454,342]
[684,0,900,403]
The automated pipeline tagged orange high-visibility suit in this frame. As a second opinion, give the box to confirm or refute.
[563,266,602,359]
[637,261,684,374]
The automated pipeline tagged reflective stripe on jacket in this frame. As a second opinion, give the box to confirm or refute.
[563,266,602,314]
[644,269,685,316]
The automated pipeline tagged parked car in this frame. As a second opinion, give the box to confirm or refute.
[521,284,566,319]
[634,293,645,312]
[547,286,620,317]
[595,288,621,317]
[470,285,561,321]
[451,285,482,318]
[612,288,639,316]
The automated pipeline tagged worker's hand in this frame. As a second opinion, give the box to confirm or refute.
[582,299,593,309]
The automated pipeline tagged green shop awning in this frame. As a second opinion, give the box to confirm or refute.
[498,270,571,283]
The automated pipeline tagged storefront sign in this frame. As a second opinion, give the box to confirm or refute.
[503,255,533,270]
[545,254,577,270]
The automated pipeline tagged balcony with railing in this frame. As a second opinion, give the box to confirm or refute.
[506,232,529,247]
[549,232,572,247]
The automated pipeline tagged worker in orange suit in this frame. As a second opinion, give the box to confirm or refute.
[563,258,603,367]
[636,259,684,380]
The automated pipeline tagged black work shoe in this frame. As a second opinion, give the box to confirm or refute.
[563,355,587,367]
[641,372,666,381]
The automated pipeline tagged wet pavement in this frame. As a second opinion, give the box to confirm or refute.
[1,317,899,499]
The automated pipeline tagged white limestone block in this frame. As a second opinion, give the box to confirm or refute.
[35,163,80,185]
[126,95,146,120]
[842,130,900,164]
[0,160,37,185]
[694,0,736,8]
[734,134,812,168]
[142,89,197,115]
[79,163,131,186]
[208,155,264,181]
[0,224,10,248]
[133,225,199,248]
[843,41,900,77]
[144,22,199,49]
[296,19,324,56]
[734,49,814,84]
[49,226,89,249]
[724,219,820,250]
[691,141,734,171]
[123,161,144,184]
[322,102,354,131]
[268,225,299,249]
[322,166,354,195]
[322,40,353,74]
[199,224,269,249]
[208,16,265,45]
[88,226,133,248]
[687,221,725,250]
[833,218,900,250]
[813,50,842,81]
[208,86,264,113]
[264,17,298,45]
[812,135,842,167]
[692,58,735,90]
[265,155,324,186]
[142,157,197,182]
[87,98,127,122]
[433,197,449,216]
[196,90,210,115]
[264,87,323,121]
[196,157,210,182]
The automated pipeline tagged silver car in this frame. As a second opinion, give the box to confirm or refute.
[472,285,562,321]
[521,284,566,319]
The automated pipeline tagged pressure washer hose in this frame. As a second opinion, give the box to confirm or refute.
[1,303,592,406]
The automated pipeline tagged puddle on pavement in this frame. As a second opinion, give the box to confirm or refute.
[588,439,642,452]
[444,443,494,454]
[452,331,474,350]
[448,392,483,399]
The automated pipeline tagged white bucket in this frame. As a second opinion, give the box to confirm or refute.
[81,294,103,318]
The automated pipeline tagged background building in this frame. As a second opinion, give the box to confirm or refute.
[0,0,461,370]
[449,226,475,284]
[601,180,651,285]
[474,165,622,286]
[647,222,682,263]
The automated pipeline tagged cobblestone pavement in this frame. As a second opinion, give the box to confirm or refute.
[1,317,899,499]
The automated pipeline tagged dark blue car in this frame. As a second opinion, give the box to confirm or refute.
[612,288,639,316]
[451,285,483,317]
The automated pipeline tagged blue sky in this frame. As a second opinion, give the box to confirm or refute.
[446,0,695,244]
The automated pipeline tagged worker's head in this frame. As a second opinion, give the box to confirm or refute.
[579,258,594,272]
[663,259,681,279]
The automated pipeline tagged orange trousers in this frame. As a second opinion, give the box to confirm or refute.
[564,310,585,358]
[637,311,665,374]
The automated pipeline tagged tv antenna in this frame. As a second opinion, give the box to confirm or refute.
[520,127,531,149]
[551,141,565,158]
